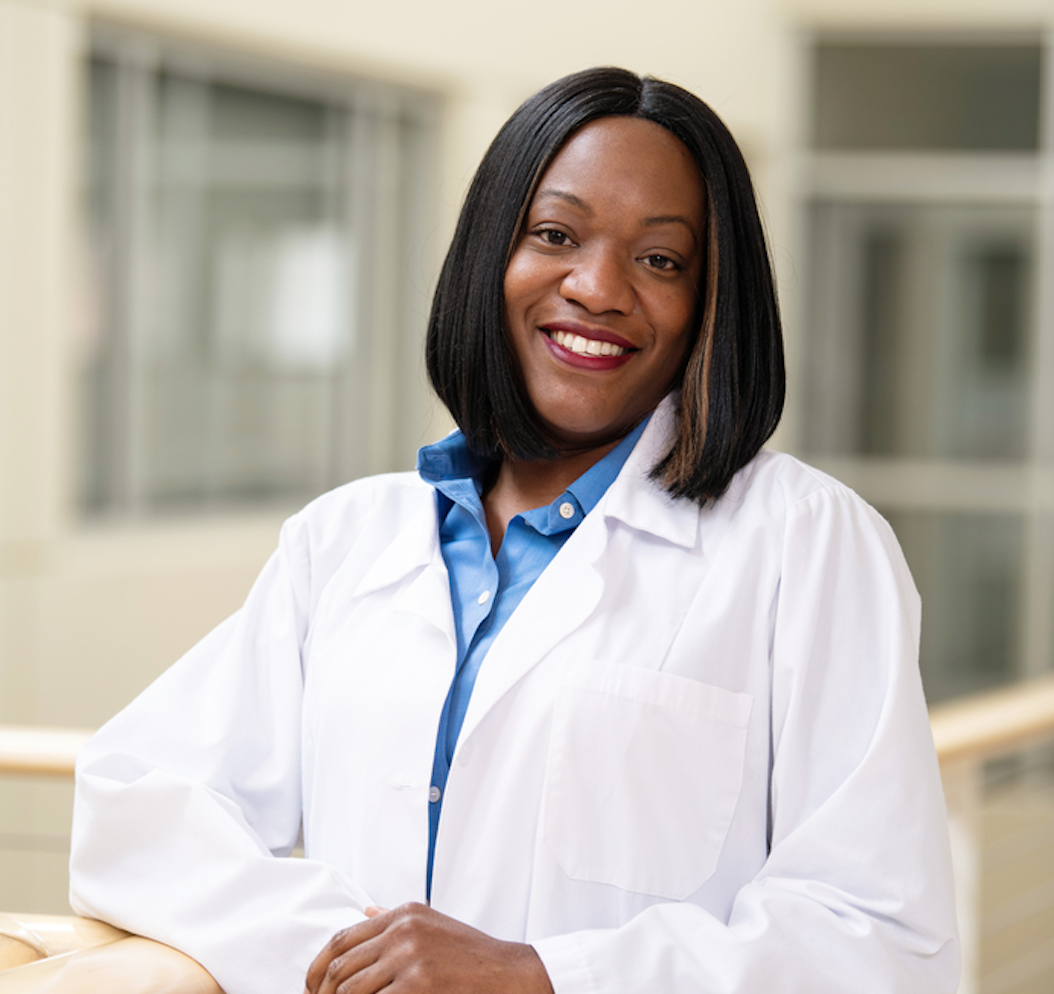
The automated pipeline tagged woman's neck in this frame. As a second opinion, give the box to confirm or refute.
[481,440,621,556]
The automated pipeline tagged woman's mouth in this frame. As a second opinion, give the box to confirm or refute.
[547,329,632,357]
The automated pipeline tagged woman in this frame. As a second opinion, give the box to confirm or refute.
[70,68,958,994]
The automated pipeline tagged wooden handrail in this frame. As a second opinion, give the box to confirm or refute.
[3,675,1054,778]
[0,727,93,777]
[929,673,1054,766]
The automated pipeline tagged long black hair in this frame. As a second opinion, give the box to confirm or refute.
[426,66,784,505]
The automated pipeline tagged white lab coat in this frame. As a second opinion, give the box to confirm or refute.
[70,400,959,994]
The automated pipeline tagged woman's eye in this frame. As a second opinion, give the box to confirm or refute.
[535,228,571,246]
[644,254,678,271]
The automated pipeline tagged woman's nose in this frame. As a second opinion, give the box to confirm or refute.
[559,248,635,315]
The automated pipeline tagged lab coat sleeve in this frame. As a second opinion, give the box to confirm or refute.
[532,485,960,993]
[69,510,373,994]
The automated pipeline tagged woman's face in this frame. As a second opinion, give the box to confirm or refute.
[503,115,706,455]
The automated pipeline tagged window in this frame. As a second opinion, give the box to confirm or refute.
[81,27,438,515]
[812,43,1042,151]
[805,202,1033,461]
[798,37,1053,702]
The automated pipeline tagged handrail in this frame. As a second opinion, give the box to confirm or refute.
[2,675,1054,778]
[929,673,1054,766]
[0,727,93,777]
[0,932,222,993]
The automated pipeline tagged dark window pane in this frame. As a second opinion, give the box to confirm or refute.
[969,246,1027,369]
[207,81,328,142]
[813,44,1041,151]
[858,228,903,454]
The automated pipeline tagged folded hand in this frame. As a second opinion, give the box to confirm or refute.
[304,902,554,994]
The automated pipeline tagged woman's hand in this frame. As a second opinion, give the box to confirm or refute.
[303,903,554,994]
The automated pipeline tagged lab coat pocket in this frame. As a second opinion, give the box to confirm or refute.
[543,658,753,900]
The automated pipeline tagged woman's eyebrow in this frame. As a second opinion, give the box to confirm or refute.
[640,215,699,234]
[534,188,591,214]
[643,215,700,245]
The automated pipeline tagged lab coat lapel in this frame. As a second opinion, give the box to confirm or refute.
[351,497,456,649]
[456,512,608,745]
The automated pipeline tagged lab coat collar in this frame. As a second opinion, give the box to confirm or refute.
[600,394,700,550]
[347,397,701,724]
[350,492,456,647]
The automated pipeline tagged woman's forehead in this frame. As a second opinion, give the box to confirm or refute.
[528,116,705,225]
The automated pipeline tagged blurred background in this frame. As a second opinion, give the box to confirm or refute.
[1,0,1053,988]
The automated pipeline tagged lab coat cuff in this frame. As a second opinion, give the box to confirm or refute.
[531,932,599,994]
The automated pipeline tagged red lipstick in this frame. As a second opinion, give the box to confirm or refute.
[541,323,637,370]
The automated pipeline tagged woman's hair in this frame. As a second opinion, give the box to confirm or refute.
[426,66,785,505]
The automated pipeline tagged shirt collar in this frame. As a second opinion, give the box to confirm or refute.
[416,432,494,493]
[416,416,650,534]
[564,417,648,517]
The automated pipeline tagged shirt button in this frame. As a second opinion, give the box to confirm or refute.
[429,785,441,803]
[559,501,575,520]
[477,590,490,605]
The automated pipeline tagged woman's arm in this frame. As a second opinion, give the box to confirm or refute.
[70,512,374,994]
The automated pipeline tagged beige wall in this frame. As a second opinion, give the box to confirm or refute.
[1,0,1051,912]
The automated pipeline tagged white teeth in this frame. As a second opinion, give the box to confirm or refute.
[550,329,628,357]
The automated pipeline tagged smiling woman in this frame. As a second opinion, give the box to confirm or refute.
[70,68,958,994]
[426,68,784,504]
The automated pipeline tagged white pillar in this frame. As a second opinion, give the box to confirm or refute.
[943,759,981,994]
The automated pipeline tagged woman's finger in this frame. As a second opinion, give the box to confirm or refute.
[313,940,391,994]
[304,916,386,993]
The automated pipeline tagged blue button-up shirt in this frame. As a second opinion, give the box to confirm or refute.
[416,419,648,898]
